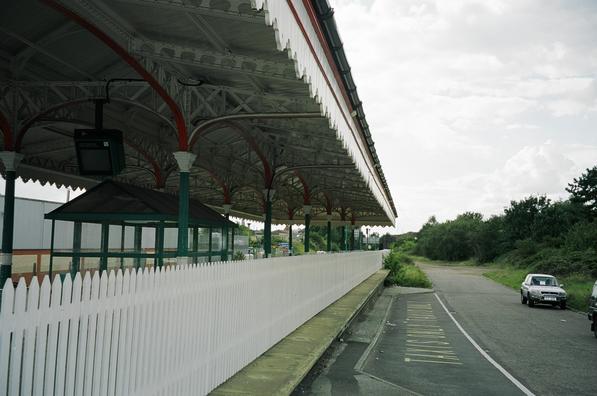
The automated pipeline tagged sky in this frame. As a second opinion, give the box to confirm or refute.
[329,0,597,232]
[2,0,597,234]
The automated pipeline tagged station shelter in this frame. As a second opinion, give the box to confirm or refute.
[44,180,236,278]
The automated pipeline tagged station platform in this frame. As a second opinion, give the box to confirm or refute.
[211,269,389,395]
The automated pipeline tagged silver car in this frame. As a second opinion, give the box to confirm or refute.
[520,273,567,309]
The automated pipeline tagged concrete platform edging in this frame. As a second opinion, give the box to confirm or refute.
[211,269,390,395]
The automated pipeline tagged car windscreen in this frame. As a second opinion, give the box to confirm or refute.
[531,276,558,286]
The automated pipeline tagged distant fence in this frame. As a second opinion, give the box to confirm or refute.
[0,251,382,396]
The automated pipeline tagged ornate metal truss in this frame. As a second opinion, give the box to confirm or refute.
[0,0,396,227]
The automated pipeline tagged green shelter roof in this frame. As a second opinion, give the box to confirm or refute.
[45,180,236,227]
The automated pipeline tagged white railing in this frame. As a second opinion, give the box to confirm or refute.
[0,251,381,396]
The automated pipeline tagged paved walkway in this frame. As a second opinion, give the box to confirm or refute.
[211,269,389,396]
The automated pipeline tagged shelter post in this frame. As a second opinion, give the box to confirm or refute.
[263,189,274,258]
[223,204,232,261]
[231,226,235,258]
[326,214,332,252]
[192,226,198,265]
[49,219,55,278]
[0,152,23,288]
[156,221,164,268]
[288,224,293,255]
[120,224,125,270]
[341,225,346,251]
[208,226,212,262]
[134,226,142,270]
[304,205,312,253]
[173,151,196,265]
[221,225,227,261]
[349,220,355,251]
[71,221,82,277]
[100,222,109,272]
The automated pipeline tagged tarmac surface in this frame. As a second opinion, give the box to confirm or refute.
[295,262,597,396]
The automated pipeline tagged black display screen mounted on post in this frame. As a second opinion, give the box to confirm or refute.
[74,129,126,176]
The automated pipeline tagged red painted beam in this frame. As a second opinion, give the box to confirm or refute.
[221,121,273,188]
[40,0,189,150]
[323,192,333,214]
[294,170,311,205]
[122,137,164,188]
[204,167,232,204]
[287,206,296,220]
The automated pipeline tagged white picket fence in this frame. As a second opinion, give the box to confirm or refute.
[0,251,382,396]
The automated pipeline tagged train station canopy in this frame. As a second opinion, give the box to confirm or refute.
[0,0,397,227]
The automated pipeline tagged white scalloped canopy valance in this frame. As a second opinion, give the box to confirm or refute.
[251,0,395,225]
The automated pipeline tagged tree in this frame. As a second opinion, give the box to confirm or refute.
[503,196,551,243]
[566,165,597,219]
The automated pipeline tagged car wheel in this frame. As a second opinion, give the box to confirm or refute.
[528,294,534,307]
[521,293,527,304]
[593,319,597,339]
[560,301,566,310]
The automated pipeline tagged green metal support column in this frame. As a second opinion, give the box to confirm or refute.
[288,224,293,255]
[0,170,15,288]
[178,171,190,258]
[192,226,198,265]
[304,205,312,253]
[221,225,228,261]
[174,151,196,265]
[100,222,109,272]
[341,225,346,251]
[231,226,235,258]
[208,226,212,262]
[49,220,55,278]
[134,226,142,270]
[0,152,22,288]
[349,226,355,251]
[264,189,273,258]
[71,221,82,278]
[326,217,332,252]
[223,204,231,260]
[120,224,125,270]
[156,222,164,268]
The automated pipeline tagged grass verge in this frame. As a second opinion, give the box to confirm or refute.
[483,265,593,311]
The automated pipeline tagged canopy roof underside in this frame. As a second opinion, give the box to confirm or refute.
[0,0,397,227]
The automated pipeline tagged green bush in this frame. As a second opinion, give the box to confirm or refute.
[564,221,597,251]
[233,251,246,261]
[394,265,432,288]
[383,251,412,277]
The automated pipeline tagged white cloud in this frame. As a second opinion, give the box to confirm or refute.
[330,0,597,232]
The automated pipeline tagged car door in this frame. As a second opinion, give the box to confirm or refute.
[521,275,530,295]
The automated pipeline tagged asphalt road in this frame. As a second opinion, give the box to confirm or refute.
[295,263,597,396]
[420,262,597,396]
